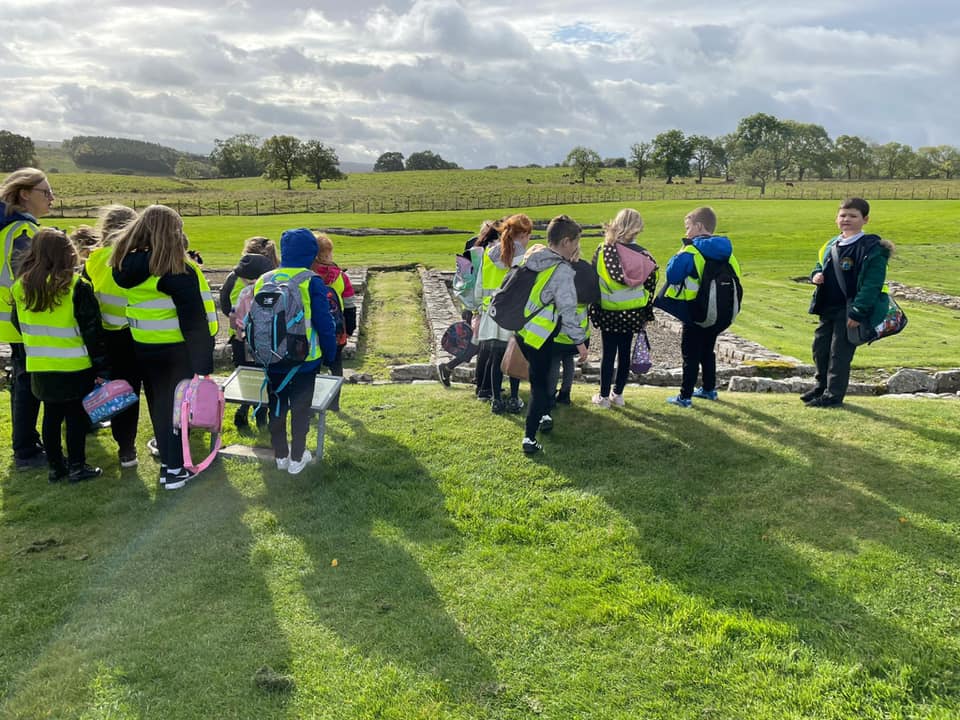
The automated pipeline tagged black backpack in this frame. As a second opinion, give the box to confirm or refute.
[489,266,542,331]
[690,257,743,331]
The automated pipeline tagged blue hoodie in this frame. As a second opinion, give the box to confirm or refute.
[276,228,338,373]
[656,235,734,323]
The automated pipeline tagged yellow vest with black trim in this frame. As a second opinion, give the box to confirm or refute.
[0,219,38,342]
[516,265,560,349]
[663,245,743,302]
[125,259,218,344]
[11,274,92,372]
[85,246,130,330]
[597,243,650,311]
[252,267,323,363]
[479,249,511,311]
[816,237,890,295]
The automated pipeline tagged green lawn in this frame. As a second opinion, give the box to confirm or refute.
[2,385,959,718]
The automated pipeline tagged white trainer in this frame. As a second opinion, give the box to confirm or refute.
[288,450,313,475]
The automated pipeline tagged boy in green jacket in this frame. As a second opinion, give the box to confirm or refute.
[804,197,895,408]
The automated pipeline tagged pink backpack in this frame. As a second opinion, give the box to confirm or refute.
[172,375,225,473]
[230,283,255,340]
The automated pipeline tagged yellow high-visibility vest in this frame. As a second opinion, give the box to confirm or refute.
[84,246,129,330]
[126,259,218,343]
[12,274,92,372]
[0,219,38,342]
[516,265,560,349]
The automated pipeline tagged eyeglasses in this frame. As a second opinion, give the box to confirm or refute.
[32,187,55,199]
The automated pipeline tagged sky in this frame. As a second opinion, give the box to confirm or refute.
[3,0,959,168]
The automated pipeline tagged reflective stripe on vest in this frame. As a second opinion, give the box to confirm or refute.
[125,259,218,344]
[0,219,37,342]
[12,274,92,372]
[85,246,129,330]
[597,244,649,311]
[516,265,559,349]
[253,267,323,362]
[663,246,705,302]
[479,250,510,309]
[555,304,591,345]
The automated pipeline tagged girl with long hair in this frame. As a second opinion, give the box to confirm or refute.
[11,229,107,482]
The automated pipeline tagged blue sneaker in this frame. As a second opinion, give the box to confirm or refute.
[692,387,718,401]
[666,395,693,408]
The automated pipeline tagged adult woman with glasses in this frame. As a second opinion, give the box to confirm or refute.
[1,168,56,469]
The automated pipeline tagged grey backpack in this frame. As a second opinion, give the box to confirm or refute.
[244,270,314,368]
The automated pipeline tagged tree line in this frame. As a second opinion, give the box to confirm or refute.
[562,113,960,194]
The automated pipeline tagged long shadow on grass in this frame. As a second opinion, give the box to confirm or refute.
[541,399,959,704]
[260,411,497,705]
[0,457,293,717]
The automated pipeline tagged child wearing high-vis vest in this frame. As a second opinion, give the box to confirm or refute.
[311,232,356,411]
[516,215,588,455]
[82,204,140,467]
[11,229,108,483]
[259,228,338,474]
[219,236,278,429]
[111,205,217,490]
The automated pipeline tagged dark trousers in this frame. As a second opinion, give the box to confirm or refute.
[547,347,576,406]
[812,306,858,401]
[42,398,89,467]
[474,342,493,398]
[268,370,316,462]
[599,331,634,397]
[518,338,554,440]
[10,343,42,458]
[485,340,520,401]
[105,329,141,456]
[446,341,478,371]
[680,323,721,398]
[138,344,192,468]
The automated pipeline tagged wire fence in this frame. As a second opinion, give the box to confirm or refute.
[51,183,960,218]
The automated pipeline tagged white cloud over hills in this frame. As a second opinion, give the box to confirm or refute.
[2,0,957,168]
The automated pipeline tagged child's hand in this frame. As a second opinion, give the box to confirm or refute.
[847,318,860,329]
[576,343,588,364]
[812,272,824,285]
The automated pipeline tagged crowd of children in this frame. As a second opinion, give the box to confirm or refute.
[2,163,895,470]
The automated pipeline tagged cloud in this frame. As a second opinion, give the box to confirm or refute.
[0,0,956,166]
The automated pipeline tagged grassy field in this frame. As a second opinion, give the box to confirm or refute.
[39,166,960,217]
[54,198,960,372]
[1,384,959,719]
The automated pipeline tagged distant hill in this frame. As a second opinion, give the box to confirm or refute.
[340,160,374,174]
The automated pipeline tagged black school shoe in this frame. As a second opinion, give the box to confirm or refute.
[165,467,196,491]
[800,388,824,404]
[16,444,47,470]
[48,460,69,483]
[68,463,102,483]
[806,395,844,408]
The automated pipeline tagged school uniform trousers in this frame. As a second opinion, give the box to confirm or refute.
[680,323,721,398]
[136,342,192,469]
[517,336,555,440]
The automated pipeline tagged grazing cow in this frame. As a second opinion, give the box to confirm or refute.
[785,181,795,187]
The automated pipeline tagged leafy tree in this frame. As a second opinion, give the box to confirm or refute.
[785,121,834,180]
[733,148,777,195]
[603,157,627,168]
[210,134,263,178]
[874,142,914,179]
[405,150,460,170]
[0,130,36,171]
[712,134,736,181]
[735,113,791,180]
[565,146,602,183]
[174,157,217,179]
[916,145,960,179]
[374,152,405,172]
[63,135,180,174]
[628,141,653,184]
[834,134,870,180]
[261,135,303,190]
[652,130,692,183]
[688,135,717,182]
[301,141,343,189]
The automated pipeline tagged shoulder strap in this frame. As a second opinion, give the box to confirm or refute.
[829,244,849,298]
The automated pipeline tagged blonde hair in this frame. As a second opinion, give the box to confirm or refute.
[1,167,47,216]
[243,236,279,267]
[69,225,99,260]
[685,206,717,234]
[95,204,137,247]
[110,204,186,277]
[603,208,643,245]
[314,232,335,265]
[496,213,533,266]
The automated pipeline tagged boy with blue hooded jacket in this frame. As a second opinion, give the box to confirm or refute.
[654,206,740,408]
[261,228,338,474]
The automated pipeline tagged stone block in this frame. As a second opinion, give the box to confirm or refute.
[390,364,436,381]
[885,368,936,394]
[934,370,960,394]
